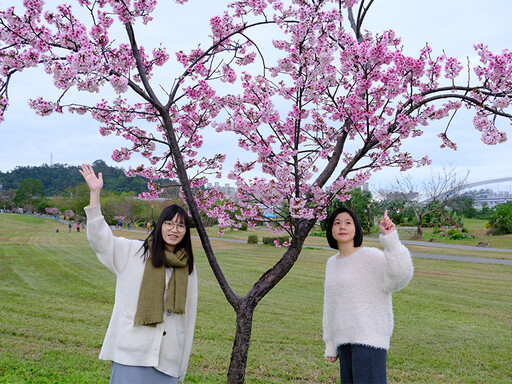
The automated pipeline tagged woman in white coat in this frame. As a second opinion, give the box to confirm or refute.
[79,164,197,384]
[323,206,413,384]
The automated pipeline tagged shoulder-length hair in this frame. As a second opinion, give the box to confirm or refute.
[142,204,194,274]
[325,206,364,249]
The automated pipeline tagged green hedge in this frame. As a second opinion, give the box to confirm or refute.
[247,235,258,244]
[262,236,289,246]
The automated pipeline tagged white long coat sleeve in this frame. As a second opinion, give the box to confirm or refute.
[323,230,413,357]
[85,205,197,382]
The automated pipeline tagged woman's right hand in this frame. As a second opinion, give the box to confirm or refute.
[79,163,103,192]
[79,164,103,207]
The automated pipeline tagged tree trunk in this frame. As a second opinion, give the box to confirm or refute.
[416,222,423,237]
[227,301,254,384]
[414,211,424,237]
[224,219,316,383]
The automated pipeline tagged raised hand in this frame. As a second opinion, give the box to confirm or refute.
[79,163,103,191]
[379,209,396,235]
[79,163,103,207]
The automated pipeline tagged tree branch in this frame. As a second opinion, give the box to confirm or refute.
[124,22,162,108]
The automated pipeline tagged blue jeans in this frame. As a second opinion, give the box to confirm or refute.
[337,344,387,384]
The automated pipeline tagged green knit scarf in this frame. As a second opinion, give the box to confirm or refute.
[134,247,189,326]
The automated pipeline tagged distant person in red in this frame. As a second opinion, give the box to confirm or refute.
[76,221,81,232]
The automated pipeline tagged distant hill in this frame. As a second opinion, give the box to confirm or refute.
[0,160,176,196]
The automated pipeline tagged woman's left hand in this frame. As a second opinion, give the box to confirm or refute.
[379,210,395,235]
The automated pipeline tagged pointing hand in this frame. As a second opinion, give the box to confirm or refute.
[379,210,395,235]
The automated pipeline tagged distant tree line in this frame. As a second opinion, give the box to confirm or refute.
[0,159,158,195]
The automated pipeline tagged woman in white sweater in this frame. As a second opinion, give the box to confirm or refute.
[79,164,197,384]
[323,206,413,384]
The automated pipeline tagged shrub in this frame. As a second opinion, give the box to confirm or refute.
[262,236,289,246]
[247,235,258,244]
[488,202,512,235]
[447,228,459,236]
[446,228,474,240]
[449,231,464,240]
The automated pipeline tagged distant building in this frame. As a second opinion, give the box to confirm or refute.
[206,182,237,201]
[465,189,512,210]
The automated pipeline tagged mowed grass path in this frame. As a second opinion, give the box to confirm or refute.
[0,214,511,383]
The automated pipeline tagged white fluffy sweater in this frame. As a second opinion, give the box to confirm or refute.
[323,230,413,357]
[85,205,197,382]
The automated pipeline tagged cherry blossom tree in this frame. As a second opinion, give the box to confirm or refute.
[1,0,512,382]
[45,206,59,216]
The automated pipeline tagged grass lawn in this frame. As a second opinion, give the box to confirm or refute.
[0,213,511,383]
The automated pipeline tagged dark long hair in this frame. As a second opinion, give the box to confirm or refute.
[325,206,364,249]
[142,204,194,274]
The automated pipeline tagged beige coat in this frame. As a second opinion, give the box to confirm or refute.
[85,205,197,382]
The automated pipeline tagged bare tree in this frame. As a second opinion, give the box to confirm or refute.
[380,167,469,236]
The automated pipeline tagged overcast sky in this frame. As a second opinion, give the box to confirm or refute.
[1,0,511,192]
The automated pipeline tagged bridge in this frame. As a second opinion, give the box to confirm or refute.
[463,177,512,190]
